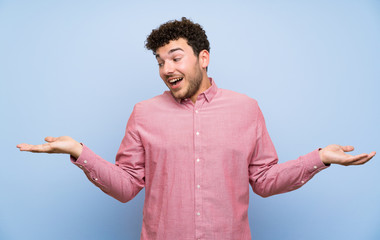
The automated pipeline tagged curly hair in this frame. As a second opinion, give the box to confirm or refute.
[145,17,210,56]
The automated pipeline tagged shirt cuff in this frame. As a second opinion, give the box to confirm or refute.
[70,144,96,172]
[303,148,329,173]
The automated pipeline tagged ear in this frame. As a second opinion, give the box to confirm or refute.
[198,50,210,70]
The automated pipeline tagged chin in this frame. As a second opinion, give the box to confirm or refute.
[172,91,187,100]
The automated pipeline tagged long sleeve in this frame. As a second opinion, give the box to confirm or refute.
[67,79,330,239]
[70,106,145,203]
[248,106,328,198]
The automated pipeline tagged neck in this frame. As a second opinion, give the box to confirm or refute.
[190,74,211,103]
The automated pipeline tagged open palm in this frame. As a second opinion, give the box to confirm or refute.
[17,136,83,158]
[320,144,376,166]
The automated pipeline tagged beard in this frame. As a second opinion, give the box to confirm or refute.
[182,71,203,100]
[172,65,203,101]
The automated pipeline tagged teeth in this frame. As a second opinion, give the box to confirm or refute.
[169,77,183,83]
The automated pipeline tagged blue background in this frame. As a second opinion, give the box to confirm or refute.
[1,0,379,239]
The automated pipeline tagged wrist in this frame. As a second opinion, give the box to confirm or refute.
[319,148,331,166]
[71,142,83,159]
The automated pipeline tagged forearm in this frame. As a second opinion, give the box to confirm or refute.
[71,144,144,203]
[250,149,328,197]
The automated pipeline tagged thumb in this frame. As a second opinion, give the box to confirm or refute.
[341,145,354,152]
[44,136,57,142]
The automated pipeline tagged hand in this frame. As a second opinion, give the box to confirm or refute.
[17,136,83,159]
[319,144,376,166]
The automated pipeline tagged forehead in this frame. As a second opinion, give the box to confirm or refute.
[155,38,192,58]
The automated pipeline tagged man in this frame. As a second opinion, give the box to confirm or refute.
[17,17,375,240]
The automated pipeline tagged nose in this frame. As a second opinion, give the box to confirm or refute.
[162,61,175,75]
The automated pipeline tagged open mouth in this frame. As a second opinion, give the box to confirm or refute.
[169,77,183,86]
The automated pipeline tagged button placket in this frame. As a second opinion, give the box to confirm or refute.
[194,104,203,239]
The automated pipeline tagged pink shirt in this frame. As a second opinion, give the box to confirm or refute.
[72,79,328,240]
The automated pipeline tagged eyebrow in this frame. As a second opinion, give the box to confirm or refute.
[155,47,184,59]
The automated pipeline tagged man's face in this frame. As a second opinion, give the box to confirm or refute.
[155,38,204,101]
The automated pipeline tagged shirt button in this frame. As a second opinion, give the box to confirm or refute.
[196,212,200,216]
[196,131,200,136]
[83,160,88,164]
[94,178,98,181]
[196,158,200,162]
[197,184,200,188]
[195,110,199,113]
[301,181,305,184]
[314,166,317,169]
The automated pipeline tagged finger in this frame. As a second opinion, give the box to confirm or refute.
[45,136,57,142]
[341,145,354,152]
[349,155,374,165]
[334,153,367,166]
[16,143,26,149]
[17,143,39,150]
[347,153,369,162]
[349,152,376,162]
[369,151,376,158]
[17,143,35,151]
[17,143,52,153]
[358,152,376,164]
[343,153,376,166]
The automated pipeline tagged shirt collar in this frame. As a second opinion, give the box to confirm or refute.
[202,78,218,103]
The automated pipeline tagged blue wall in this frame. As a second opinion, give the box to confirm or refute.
[1,1,379,239]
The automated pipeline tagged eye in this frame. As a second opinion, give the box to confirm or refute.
[173,57,181,62]
[158,62,164,67]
